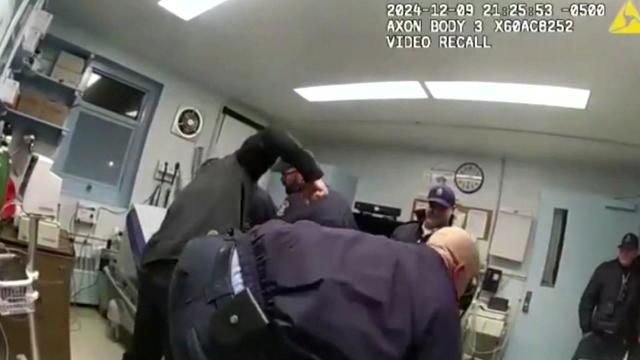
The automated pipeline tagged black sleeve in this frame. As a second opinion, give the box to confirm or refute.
[415,306,461,360]
[579,265,602,333]
[391,223,420,243]
[260,128,323,182]
[390,226,404,241]
[235,127,323,182]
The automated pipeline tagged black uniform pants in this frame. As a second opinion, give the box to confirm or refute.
[122,260,176,360]
[572,332,627,360]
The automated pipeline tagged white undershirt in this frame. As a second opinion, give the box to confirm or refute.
[230,249,245,294]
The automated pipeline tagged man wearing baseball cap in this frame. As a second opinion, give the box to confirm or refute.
[392,184,456,244]
[573,233,640,360]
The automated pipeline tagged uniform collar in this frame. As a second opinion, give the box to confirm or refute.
[421,222,434,237]
[419,223,440,243]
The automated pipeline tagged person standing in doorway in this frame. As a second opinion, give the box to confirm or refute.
[573,233,640,360]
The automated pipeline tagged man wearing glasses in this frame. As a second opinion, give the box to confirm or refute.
[574,233,640,360]
[272,159,358,230]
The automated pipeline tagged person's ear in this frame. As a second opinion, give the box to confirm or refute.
[454,263,466,281]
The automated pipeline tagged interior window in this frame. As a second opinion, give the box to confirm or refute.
[62,111,133,186]
[82,70,145,120]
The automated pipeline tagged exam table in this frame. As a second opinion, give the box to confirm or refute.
[99,205,166,344]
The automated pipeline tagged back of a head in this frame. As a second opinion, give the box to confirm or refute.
[429,227,480,280]
[235,129,279,181]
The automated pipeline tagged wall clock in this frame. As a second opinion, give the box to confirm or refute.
[454,162,484,194]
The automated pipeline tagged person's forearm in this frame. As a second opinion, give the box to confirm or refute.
[235,127,323,182]
[262,128,323,182]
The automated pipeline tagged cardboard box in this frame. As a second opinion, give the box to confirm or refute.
[51,67,82,88]
[53,51,85,74]
[16,91,69,126]
[40,99,69,126]
[17,91,46,117]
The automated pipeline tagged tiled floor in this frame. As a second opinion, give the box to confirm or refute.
[70,306,124,360]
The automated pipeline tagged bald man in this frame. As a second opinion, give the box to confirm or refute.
[169,222,479,360]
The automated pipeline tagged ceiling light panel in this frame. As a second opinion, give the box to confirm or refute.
[294,82,428,102]
[158,0,231,21]
[424,81,590,109]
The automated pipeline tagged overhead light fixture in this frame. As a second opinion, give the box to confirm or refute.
[158,0,230,21]
[294,81,428,102]
[424,81,590,109]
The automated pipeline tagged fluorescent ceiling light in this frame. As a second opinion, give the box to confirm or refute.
[294,82,428,102]
[425,81,590,109]
[158,0,230,21]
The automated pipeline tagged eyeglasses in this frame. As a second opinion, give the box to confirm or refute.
[281,169,299,178]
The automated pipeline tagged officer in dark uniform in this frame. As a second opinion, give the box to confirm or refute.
[169,222,479,360]
[273,160,358,230]
[248,186,277,227]
[392,184,456,244]
[124,128,328,360]
[573,233,640,360]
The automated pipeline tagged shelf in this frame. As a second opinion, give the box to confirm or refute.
[28,69,79,91]
[3,108,69,132]
[14,65,80,106]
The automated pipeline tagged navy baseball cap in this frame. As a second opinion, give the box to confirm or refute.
[619,233,639,250]
[426,184,456,209]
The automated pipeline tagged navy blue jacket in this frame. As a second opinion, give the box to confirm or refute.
[392,221,424,244]
[278,189,358,230]
[170,220,460,360]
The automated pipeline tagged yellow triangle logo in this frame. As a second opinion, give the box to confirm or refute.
[610,0,640,34]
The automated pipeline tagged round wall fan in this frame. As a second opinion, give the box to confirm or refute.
[171,107,203,141]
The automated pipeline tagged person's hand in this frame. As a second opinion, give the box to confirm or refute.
[302,179,328,203]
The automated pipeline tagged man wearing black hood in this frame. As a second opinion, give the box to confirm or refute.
[123,128,327,360]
